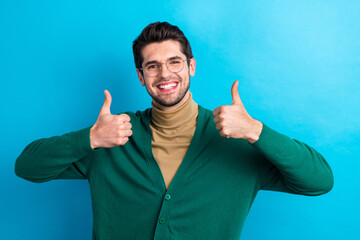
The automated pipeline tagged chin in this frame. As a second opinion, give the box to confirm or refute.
[154,97,183,107]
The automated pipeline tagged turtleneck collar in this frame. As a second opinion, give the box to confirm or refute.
[151,92,198,128]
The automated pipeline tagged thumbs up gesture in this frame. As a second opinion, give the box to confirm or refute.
[90,90,133,149]
[213,81,263,144]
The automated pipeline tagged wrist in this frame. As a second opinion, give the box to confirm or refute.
[90,125,98,149]
[247,120,263,144]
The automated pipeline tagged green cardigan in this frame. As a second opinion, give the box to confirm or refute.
[15,106,333,240]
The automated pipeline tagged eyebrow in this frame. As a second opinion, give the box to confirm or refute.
[143,56,183,67]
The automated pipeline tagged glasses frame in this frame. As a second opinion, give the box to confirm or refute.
[139,58,190,77]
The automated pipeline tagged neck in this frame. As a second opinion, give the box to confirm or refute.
[152,91,191,112]
[151,92,198,127]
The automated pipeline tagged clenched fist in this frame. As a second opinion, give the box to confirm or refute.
[213,80,263,144]
[90,90,132,149]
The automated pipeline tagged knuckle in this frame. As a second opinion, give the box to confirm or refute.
[219,130,226,137]
[116,130,124,137]
[121,137,129,145]
[116,137,125,145]
[218,113,226,120]
[120,114,130,122]
[119,122,131,130]
[221,129,230,136]
[117,138,123,145]
[213,108,220,116]
[116,117,123,124]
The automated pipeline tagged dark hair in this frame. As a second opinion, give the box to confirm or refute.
[132,22,193,72]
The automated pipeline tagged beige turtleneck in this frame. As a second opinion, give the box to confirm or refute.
[150,93,199,189]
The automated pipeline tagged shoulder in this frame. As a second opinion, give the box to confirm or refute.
[198,105,215,121]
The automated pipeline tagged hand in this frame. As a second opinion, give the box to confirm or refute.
[90,90,132,149]
[213,80,263,144]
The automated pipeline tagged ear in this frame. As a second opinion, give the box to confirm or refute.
[189,58,196,77]
[136,69,146,86]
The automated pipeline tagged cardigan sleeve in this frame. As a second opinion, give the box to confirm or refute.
[15,127,94,183]
[252,124,334,196]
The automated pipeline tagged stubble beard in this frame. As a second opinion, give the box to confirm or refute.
[145,76,190,107]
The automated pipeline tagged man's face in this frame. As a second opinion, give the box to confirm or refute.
[136,40,196,111]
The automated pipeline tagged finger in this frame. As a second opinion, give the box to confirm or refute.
[215,124,222,131]
[121,129,133,137]
[219,129,230,138]
[99,90,112,116]
[118,137,129,146]
[119,122,132,130]
[127,130,133,137]
[117,114,131,123]
[231,80,243,106]
[213,115,223,124]
[213,107,221,116]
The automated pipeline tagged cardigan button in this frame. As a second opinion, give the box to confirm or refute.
[159,218,166,224]
[165,194,171,201]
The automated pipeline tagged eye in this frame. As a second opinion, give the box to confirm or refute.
[169,60,181,65]
[146,64,159,70]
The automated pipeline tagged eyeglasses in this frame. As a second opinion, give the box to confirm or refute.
[139,58,190,77]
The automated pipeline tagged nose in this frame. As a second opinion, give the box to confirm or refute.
[159,63,172,78]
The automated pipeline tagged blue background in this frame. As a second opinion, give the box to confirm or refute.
[1,0,359,239]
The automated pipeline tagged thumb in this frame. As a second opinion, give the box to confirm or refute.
[99,90,112,115]
[231,80,242,105]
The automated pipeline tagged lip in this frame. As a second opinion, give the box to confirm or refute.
[156,81,179,92]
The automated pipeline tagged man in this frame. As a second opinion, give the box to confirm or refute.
[15,22,334,240]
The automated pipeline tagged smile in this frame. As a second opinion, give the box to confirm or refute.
[157,82,178,92]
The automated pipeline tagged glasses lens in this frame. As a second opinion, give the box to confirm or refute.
[166,59,184,73]
[144,64,160,77]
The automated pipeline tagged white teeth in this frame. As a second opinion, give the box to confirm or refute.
[159,83,177,89]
